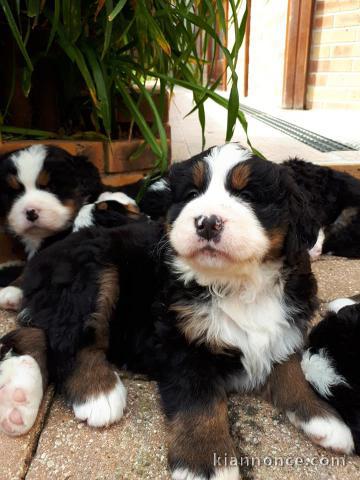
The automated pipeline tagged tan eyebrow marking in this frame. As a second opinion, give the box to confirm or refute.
[96,201,109,211]
[6,174,21,190]
[37,170,50,188]
[192,161,206,189]
[231,163,250,190]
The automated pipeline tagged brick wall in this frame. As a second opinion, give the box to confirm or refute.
[307,0,360,109]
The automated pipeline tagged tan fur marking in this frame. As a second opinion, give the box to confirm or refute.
[96,201,108,211]
[264,228,286,260]
[231,163,250,191]
[37,170,50,188]
[168,398,236,473]
[192,161,206,189]
[6,174,21,190]
[126,203,140,215]
[171,302,227,353]
[263,353,340,422]
[65,266,120,402]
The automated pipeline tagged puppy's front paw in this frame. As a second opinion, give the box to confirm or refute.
[73,373,127,428]
[0,355,43,436]
[0,286,23,311]
[287,412,354,454]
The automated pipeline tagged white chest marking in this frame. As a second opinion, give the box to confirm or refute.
[211,290,302,390]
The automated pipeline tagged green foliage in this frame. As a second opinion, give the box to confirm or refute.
[0,0,250,172]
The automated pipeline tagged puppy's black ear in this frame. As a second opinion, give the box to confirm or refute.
[283,171,319,263]
[73,155,103,202]
[0,156,9,217]
[138,177,172,219]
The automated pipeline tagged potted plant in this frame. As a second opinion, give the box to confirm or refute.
[0,0,251,185]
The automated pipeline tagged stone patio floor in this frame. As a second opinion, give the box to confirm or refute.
[1,255,360,480]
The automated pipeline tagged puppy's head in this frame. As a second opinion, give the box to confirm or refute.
[72,191,146,232]
[0,145,102,247]
[149,144,317,280]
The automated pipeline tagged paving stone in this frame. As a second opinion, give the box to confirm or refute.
[26,379,169,480]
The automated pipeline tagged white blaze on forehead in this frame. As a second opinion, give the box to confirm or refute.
[11,145,47,189]
[204,143,252,182]
[97,191,136,206]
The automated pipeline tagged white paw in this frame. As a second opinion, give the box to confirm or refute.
[73,374,127,427]
[0,355,43,436]
[287,412,354,454]
[0,286,23,311]
[172,467,239,480]
[327,298,356,314]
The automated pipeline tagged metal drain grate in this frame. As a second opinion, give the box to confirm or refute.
[240,104,358,153]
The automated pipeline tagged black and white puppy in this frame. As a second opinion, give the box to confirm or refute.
[284,159,360,259]
[0,144,103,309]
[302,296,360,454]
[72,191,146,232]
[0,144,355,480]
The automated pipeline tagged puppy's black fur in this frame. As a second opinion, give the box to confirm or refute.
[284,159,360,257]
[306,302,360,453]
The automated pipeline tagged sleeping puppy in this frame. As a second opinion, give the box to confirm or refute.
[0,144,103,310]
[0,144,354,479]
[302,296,360,454]
[284,159,360,259]
[72,191,147,231]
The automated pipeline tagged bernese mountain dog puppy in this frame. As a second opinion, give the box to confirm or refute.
[0,144,355,480]
[303,296,360,454]
[0,144,103,310]
[72,191,147,232]
[284,159,360,259]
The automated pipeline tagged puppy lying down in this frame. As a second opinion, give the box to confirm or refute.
[0,144,358,480]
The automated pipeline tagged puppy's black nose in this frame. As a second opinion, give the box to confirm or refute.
[26,209,39,222]
[195,215,224,241]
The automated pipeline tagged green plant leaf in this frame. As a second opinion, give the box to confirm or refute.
[0,125,58,138]
[129,73,168,169]
[101,0,113,59]
[83,44,112,138]
[46,0,60,53]
[22,66,32,97]
[27,0,40,18]
[115,78,163,161]
[0,0,33,71]
[45,10,99,108]
[108,0,126,22]
[62,0,82,43]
